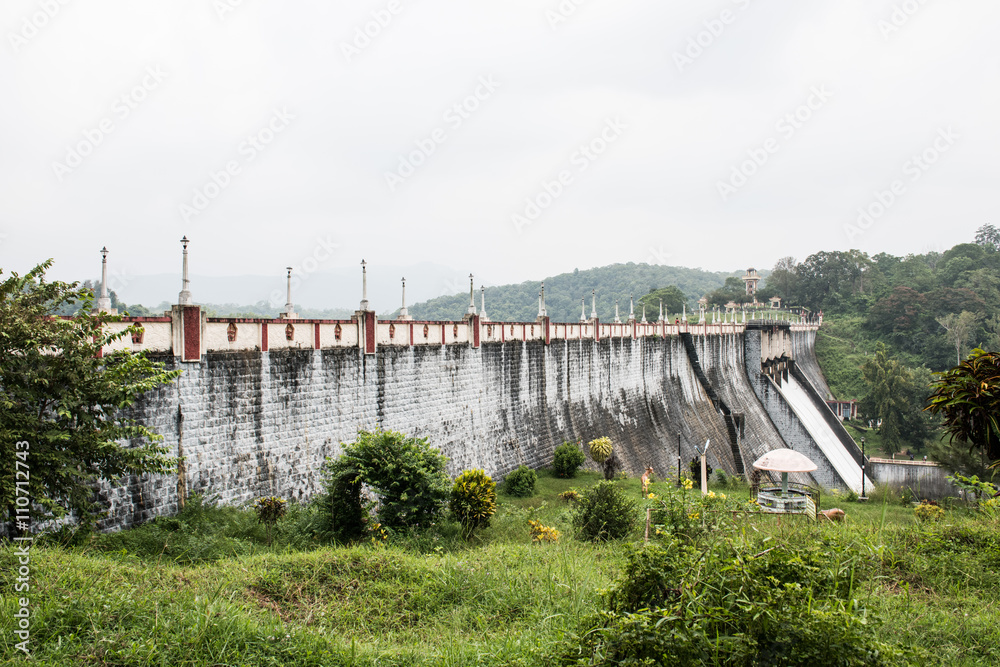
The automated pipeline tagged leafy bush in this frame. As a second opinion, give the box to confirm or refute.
[528,519,560,543]
[552,441,587,478]
[450,469,497,538]
[573,481,637,542]
[558,489,580,502]
[253,496,288,545]
[915,501,945,522]
[321,429,450,540]
[587,437,613,464]
[572,538,912,665]
[503,465,537,497]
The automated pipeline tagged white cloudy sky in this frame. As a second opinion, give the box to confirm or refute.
[1,0,998,307]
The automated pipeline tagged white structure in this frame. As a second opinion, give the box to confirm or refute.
[398,278,411,320]
[178,236,192,305]
[467,274,477,316]
[280,267,298,319]
[359,260,369,311]
[94,246,116,314]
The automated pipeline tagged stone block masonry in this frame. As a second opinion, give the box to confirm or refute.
[99,334,757,531]
[91,311,833,531]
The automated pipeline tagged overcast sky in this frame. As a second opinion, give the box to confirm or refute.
[1,0,997,308]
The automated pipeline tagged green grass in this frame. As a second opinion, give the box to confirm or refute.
[3,470,998,665]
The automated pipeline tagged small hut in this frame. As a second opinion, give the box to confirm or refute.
[752,449,821,519]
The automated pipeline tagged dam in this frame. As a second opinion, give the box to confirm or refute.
[91,293,865,530]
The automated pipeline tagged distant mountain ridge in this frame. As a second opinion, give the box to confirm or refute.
[402,263,747,323]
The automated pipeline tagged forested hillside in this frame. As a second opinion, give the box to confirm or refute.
[403,263,739,322]
[774,225,999,464]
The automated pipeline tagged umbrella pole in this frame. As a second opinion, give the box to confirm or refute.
[781,472,788,497]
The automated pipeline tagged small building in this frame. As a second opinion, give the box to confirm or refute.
[826,400,858,421]
[769,296,782,309]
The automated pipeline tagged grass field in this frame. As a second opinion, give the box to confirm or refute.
[3,470,999,665]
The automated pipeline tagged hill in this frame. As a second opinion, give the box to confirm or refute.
[402,262,742,322]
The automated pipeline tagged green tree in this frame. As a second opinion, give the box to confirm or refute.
[1,261,181,528]
[937,311,981,366]
[860,343,920,455]
[322,429,449,535]
[974,224,1000,252]
[925,349,1000,464]
[764,256,798,301]
[636,286,685,320]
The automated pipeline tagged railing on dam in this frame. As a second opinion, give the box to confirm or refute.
[97,306,820,359]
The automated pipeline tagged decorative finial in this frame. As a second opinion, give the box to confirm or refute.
[178,236,192,305]
[467,273,477,316]
[480,285,488,322]
[281,266,297,319]
[590,289,597,320]
[95,246,114,313]
[580,298,587,323]
[399,277,411,320]
[359,259,369,311]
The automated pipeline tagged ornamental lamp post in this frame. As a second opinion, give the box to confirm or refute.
[860,437,866,499]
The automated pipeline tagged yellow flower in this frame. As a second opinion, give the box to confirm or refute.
[647,493,657,500]
[688,512,700,520]
[720,493,727,500]
[682,479,694,491]
[707,491,716,498]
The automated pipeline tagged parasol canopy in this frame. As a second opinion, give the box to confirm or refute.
[752,449,817,473]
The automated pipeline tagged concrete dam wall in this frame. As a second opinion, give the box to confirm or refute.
[92,310,856,531]
[105,334,753,530]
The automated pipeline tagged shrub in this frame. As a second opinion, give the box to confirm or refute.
[558,489,580,502]
[450,469,497,538]
[713,468,729,487]
[528,519,560,543]
[573,539,912,665]
[915,501,945,522]
[588,437,613,464]
[253,496,288,546]
[504,465,537,497]
[321,429,450,540]
[573,480,637,542]
[552,441,587,478]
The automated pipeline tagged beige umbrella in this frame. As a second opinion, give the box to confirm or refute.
[752,449,817,495]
